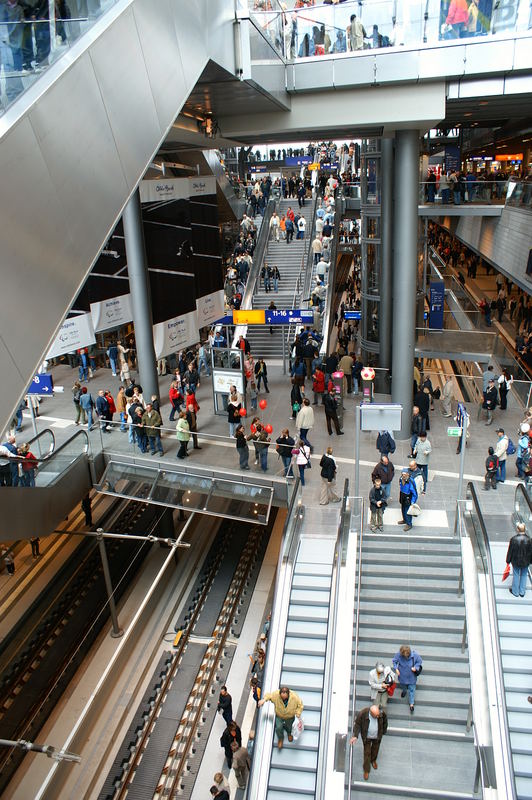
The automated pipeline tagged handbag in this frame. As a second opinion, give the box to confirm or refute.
[386,682,397,697]
[407,503,421,516]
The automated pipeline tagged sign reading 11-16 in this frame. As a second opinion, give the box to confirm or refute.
[265,309,314,325]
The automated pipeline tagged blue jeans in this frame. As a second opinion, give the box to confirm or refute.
[22,469,35,487]
[398,682,416,704]
[148,434,164,455]
[382,482,391,500]
[15,408,23,431]
[497,460,506,482]
[419,464,428,491]
[273,278,278,292]
[410,435,418,454]
[517,456,526,478]
[198,355,210,376]
[259,450,268,472]
[229,421,238,437]
[510,565,528,597]
[299,428,311,449]
[453,190,461,205]
[120,411,127,431]
[401,504,412,527]
[299,464,306,485]
[281,454,293,477]
[109,357,117,375]
[86,408,94,429]
[239,447,249,469]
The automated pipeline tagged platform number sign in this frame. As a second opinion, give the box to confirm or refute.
[27,374,54,395]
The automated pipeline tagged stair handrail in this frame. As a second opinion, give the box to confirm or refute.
[245,479,303,800]
[457,482,517,799]
[232,199,276,348]
[315,479,350,798]
[24,427,56,460]
[346,489,365,800]
[285,192,319,354]
[514,483,532,588]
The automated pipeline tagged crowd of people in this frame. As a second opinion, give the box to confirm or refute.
[424,168,510,204]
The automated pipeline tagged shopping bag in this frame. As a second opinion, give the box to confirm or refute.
[291,716,304,741]
[407,503,421,517]
[502,563,511,582]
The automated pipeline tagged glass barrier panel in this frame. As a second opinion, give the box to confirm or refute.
[0,1,119,113]
[506,182,532,210]
[362,298,380,343]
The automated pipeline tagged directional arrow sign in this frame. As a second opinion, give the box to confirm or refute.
[27,374,54,395]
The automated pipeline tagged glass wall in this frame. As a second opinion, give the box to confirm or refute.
[360,139,382,358]
[248,0,531,62]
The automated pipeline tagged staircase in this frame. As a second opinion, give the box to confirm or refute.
[247,198,315,361]
[492,540,532,800]
[266,536,335,799]
[351,526,478,799]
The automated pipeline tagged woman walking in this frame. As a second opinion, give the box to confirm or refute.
[235,425,250,470]
[295,439,311,486]
[498,368,513,411]
[296,398,315,451]
[176,411,190,459]
[228,392,242,437]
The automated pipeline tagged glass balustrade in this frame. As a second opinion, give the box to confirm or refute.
[0,0,119,113]
[248,0,532,62]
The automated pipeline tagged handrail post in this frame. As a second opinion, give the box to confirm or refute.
[461,618,468,653]
[466,694,473,732]
[458,563,464,598]
[96,528,123,638]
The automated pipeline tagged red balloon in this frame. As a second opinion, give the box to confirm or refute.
[239,407,247,417]
[265,424,273,434]
[259,399,267,410]
[250,423,256,434]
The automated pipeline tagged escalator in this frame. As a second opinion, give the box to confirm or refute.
[0,0,271,433]
[456,482,532,800]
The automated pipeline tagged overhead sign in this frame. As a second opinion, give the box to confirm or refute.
[46,313,96,359]
[139,176,216,203]
[233,309,265,325]
[215,314,234,325]
[265,309,314,325]
[153,309,198,358]
[359,403,403,432]
[27,374,53,395]
[196,290,225,329]
[285,156,312,166]
[495,153,523,162]
[344,310,361,320]
[90,293,133,333]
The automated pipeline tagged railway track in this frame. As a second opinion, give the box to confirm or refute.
[0,495,166,795]
[101,519,270,800]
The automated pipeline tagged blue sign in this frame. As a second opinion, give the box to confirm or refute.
[214,315,234,325]
[285,156,312,167]
[344,310,361,320]
[445,144,461,173]
[429,281,445,329]
[27,374,53,395]
[249,165,267,173]
[265,309,314,325]
[456,402,467,428]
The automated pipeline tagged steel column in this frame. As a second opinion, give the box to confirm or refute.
[391,130,419,438]
[122,189,159,401]
[380,138,393,380]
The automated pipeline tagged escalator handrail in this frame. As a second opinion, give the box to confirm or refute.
[31,428,90,465]
[25,427,56,455]
[315,479,350,798]
[346,490,365,800]
[464,481,517,799]
[245,478,303,799]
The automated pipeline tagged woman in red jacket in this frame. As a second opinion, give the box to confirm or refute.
[446,0,469,37]
[169,381,183,422]
[312,367,326,405]
[185,390,200,414]
[20,443,38,487]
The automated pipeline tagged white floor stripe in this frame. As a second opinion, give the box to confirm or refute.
[367,507,450,528]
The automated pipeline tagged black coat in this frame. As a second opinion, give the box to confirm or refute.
[506,533,532,568]
[323,393,338,416]
[320,454,336,481]
[220,724,242,755]
[353,707,388,743]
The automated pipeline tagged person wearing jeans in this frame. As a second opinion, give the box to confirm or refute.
[398,471,418,531]
[495,428,508,483]
[392,645,422,714]
[506,522,532,598]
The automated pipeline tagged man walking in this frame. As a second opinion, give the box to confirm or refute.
[506,522,532,598]
[369,477,387,531]
[371,455,395,501]
[142,403,164,456]
[258,686,304,749]
[349,705,388,781]
[319,446,341,505]
[494,428,509,483]
[413,431,432,494]
[255,358,270,393]
[323,389,344,436]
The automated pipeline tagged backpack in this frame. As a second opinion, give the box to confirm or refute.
[73,389,81,405]
[507,438,516,456]
[487,456,498,472]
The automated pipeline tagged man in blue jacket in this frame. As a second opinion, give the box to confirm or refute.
[392,645,422,714]
[398,470,418,531]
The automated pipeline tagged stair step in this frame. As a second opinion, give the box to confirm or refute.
[503,672,532,692]
[515,776,532,800]
[361,588,463,604]
[271,747,318,773]
[360,577,458,593]
[359,600,465,620]
[280,670,324,691]
[288,604,328,622]
[269,767,316,794]
[286,620,327,639]
[502,653,532,673]
[290,588,330,606]
[292,574,331,591]
[510,729,532,754]
[357,630,465,649]
[282,653,325,673]
[359,617,463,633]
[500,637,532,656]
[499,619,532,638]
[285,636,326,656]
[294,563,332,577]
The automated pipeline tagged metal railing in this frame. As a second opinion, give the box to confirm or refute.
[346,493,365,800]
[245,480,303,799]
[315,480,350,798]
[456,482,517,799]
[420,180,508,205]
[319,198,343,360]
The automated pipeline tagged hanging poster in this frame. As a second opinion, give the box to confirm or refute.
[196,290,225,329]
[153,309,198,359]
[46,313,96,358]
[90,293,133,332]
